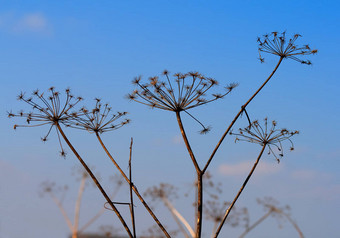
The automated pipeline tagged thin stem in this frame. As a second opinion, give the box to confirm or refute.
[175,112,201,172]
[284,213,305,238]
[238,210,272,238]
[129,138,137,238]
[196,173,203,238]
[56,123,133,238]
[211,222,218,238]
[214,145,266,238]
[50,193,74,232]
[73,174,87,238]
[162,197,195,238]
[203,57,283,174]
[95,132,171,238]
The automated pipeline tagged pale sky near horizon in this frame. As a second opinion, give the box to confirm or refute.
[1,1,339,237]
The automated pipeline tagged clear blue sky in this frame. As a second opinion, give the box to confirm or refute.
[1,1,339,237]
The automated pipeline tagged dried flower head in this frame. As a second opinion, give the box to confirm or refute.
[144,183,178,203]
[258,32,317,64]
[66,98,130,134]
[39,180,68,198]
[205,200,248,228]
[231,118,299,162]
[257,197,291,229]
[9,87,83,157]
[128,70,238,133]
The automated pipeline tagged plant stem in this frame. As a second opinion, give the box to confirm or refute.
[176,111,203,237]
[203,57,283,174]
[50,192,74,232]
[214,145,266,238]
[284,213,305,238]
[73,173,86,238]
[95,132,171,238]
[129,138,137,238]
[176,112,201,172]
[238,210,272,238]
[56,123,133,238]
[162,196,195,238]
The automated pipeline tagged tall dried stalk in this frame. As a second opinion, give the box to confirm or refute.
[73,171,86,238]
[128,138,137,238]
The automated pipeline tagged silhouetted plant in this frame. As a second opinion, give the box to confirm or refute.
[129,31,315,238]
[9,88,134,237]
[10,31,316,238]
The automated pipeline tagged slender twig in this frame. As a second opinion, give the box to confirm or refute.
[73,173,86,238]
[56,123,133,238]
[284,213,304,238]
[238,210,272,238]
[162,197,195,238]
[49,192,74,232]
[203,57,283,174]
[129,138,137,238]
[214,144,266,238]
[95,132,171,238]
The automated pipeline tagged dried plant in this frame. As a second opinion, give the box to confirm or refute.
[10,31,315,238]
[129,31,314,238]
[66,99,170,237]
[9,88,134,237]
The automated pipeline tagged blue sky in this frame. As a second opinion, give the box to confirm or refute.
[1,0,339,237]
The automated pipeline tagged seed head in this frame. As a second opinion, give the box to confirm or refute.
[9,87,83,157]
[66,98,129,134]
[129,70,237,134]
[258,32,317,64]
[231,118,299,162]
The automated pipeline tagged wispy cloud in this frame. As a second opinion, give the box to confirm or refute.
[0,12,51,35]
[218,160,281,176]
[291,169,333,181]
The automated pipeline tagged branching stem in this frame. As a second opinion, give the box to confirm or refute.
[176,111,203,237]
[203,57,283,174]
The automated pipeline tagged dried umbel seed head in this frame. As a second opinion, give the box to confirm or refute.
[143,183,178,202]
[257,197,291,229]
[128,70,238,133]
[65,98,130,134]
[9,87,83,157]
[258,32,317,64]
[231,118,299,162]
[205,200,248,228]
